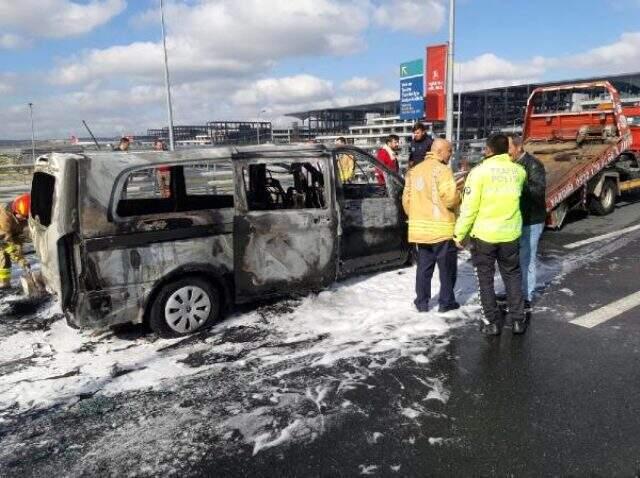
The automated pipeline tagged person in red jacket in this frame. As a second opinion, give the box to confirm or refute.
[375,134,400,185]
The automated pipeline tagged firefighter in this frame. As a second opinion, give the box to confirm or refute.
[0,193,31,289]
[402,138,461,314]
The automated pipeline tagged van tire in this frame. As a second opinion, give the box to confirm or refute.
[149,276,221,338]
[588,179,616,216]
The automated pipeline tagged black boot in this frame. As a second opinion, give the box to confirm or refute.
[512,315,529,335]
[481,321,501,336]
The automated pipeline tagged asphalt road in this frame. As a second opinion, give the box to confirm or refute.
[3,194,640,477]
[207,196,640,477]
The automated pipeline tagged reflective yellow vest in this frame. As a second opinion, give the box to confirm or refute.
[454,154,526,244]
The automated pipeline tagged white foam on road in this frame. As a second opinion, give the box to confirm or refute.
[570,290,640,328]
[0,258,479,418]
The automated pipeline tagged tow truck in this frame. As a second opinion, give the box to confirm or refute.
[522,81,639,228]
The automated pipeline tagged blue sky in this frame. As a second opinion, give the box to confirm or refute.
[1,0,639,138]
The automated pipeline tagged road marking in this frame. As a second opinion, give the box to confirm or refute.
[570,290,640,328]
[563,224,640,250]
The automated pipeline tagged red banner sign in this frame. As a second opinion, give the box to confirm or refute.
[425,44,448,122]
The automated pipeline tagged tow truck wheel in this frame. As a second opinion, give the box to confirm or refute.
[149,276,221,338]
[551,201,569,230]
[589,179,616,216]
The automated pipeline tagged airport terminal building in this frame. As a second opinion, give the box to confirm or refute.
[286,71,640,142]
[143,72,640,148]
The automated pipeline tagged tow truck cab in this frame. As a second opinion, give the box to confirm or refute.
[29,145,409,336]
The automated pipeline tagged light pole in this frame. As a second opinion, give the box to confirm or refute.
[160,0,175,151]
[445,0,455,142]
[455,64,462,150]
[28,103,35,162]
[256,109,266,144]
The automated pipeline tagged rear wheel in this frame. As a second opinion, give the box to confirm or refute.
[149,276,220,337]
[588,179,616,216]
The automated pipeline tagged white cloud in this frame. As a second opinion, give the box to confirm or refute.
[454,32,640,91]
[232,75,335,107]
[341,76,380,93]
[0,0,126,39]
[54,0,370,86]
[456,53,546,91]
[0,33,25,50]
[52,40,266,86]
[0,74,17,94]
[563,32,640,72]
[374,0,446,35]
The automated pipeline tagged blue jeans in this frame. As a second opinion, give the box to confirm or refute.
[519,223,544,302]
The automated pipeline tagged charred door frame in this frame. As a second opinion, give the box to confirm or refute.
[332,146,409,276]
[232,149,339,302]
[29,155,80,304]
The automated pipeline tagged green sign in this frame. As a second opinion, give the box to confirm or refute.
[400,59,424,78]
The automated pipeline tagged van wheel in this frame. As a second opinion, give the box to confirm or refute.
[588,179,616,216]
[149,277,220,338]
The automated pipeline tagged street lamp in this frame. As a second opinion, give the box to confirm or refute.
[445,0,455,142]
[256,109,266,144]
[160,0,175,151]
[28,103,35,162]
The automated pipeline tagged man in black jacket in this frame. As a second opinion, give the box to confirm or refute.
[508,135,547,311]
[408,122,433,168]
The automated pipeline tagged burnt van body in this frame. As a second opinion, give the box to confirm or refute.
[30,145,409,336]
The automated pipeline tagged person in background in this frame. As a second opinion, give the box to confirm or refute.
[508,134,547,310]
[375,134,400,185]
[0,194,31,289]
[154,138,168,151]
[408,122,433,168]
[453,134,527,336]
[403,138,461,314]
[114,137,130,152]
[335,137,355,183]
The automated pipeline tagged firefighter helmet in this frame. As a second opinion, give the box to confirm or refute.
[12,193,31,218]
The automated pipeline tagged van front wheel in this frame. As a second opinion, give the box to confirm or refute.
[149,277,220,337]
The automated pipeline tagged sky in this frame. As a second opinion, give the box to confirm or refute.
[1,0,640,139]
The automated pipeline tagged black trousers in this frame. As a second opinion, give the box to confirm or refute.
[471,238,525,323]
[415,240,458,311]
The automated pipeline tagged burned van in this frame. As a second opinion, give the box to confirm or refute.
[29,144,408,337]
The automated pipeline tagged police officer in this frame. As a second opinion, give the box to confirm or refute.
[454,134,527,335]
[408,122,433,168]
[0,194,31,289]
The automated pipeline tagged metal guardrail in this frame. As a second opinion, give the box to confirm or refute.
[0,164,33,202]
[0,164,35,171]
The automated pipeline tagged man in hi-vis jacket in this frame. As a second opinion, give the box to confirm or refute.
[454,134,527,336]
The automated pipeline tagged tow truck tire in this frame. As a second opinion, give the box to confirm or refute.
[550,201,569,230]
[588,179,616,216]
[149,276,221,338]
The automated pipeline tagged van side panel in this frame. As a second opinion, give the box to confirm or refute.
[72,207,234,328]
